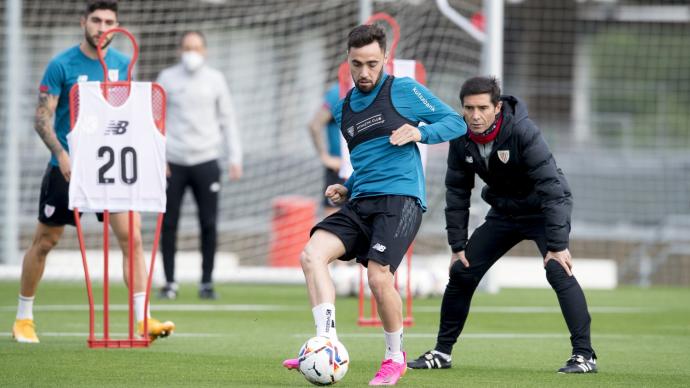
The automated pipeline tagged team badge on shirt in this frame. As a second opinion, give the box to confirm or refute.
[108,69,119,82]
[497,150,510,164]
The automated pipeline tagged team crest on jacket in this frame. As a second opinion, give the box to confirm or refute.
[497,150,510,164]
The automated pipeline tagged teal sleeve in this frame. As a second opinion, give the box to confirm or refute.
[344,170,355,193]
[39,60,64,96]
[391,78,466,144]
[324,83,340,110]
[331,98,343,127]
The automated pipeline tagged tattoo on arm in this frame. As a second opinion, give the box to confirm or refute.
[34,92,63,156]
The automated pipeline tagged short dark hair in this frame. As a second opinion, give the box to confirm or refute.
[459,76,501,106]
[347,24,386,52]
[84,0,118,17]
[179,30,207,48]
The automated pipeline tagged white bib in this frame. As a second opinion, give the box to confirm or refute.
[68,82,166,213]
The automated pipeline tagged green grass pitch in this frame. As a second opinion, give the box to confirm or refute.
[1,281,689,387]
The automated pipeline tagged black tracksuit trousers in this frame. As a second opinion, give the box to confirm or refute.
[161,160,220,284]
[435,215,595,359]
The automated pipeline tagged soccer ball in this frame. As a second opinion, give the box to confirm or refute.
[297,336,349,385]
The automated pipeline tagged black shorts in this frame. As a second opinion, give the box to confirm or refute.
[38,164,76,226]
[323,168,346,208]
[38,164,104,226]
[311,195,422,273]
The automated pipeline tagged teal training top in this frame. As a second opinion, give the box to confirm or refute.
[332,74,466,210]
[323,83,342,157]
[39,45,129,166]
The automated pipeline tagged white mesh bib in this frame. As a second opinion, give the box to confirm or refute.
[68,81,166,212]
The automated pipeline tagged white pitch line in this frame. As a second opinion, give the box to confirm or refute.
[4,331,677,340]
[0,304,295,312]
[290,332,568,339]
[1,331,631,340]
[0,331,231,338]
[292,333,638,339]
[0,304,653,314]
[414,306,652,313]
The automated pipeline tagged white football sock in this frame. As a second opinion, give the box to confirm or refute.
[16,295,35,320]
[312,303,337,340]
[384,328,404,363]
[133,292,150,322]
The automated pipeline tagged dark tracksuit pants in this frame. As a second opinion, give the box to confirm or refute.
[161,160,220,284]
[435,214,595,359]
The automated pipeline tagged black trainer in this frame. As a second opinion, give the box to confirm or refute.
[407,350,452,369]
[558,354,597,373]
[199,284,218,300]
[157,283,178,300]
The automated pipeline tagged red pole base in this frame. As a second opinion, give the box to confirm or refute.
[357,244,415,328]
[357,317,414,327]
[88,338,150,348]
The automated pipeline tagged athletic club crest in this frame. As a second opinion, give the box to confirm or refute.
[44,204,55,218]
[108,69,119,82]
[497,150,510,164]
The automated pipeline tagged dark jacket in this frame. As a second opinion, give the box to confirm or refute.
[445,95,572,252]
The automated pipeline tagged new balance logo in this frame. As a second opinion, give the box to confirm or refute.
[372,243,386,252]
[105,120,129,135]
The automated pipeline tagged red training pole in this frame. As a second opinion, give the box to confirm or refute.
[74,209,95,344]
[103,211,110,340]
[128,211,134,340]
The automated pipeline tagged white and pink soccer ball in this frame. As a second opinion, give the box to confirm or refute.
[297,336,349,385]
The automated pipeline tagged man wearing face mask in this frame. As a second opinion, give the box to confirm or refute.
[155,30,242,300]
[408,76,597,374]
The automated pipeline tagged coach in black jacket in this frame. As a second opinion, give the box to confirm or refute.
[408,76,597,374]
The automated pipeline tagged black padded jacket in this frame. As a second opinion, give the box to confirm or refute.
[445,95,572,252]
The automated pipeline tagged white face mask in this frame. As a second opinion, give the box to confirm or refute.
[181,51,204,72]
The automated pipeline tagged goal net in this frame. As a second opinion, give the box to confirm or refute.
[4,1,688,285]
[3,0,483,269]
